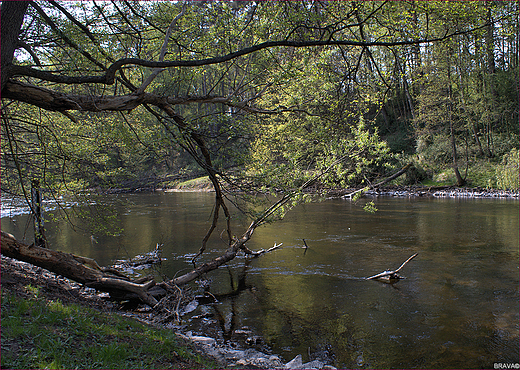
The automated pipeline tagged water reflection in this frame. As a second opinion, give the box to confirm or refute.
[1,193,518,368]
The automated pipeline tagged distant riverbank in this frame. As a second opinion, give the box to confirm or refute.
[163,175,520,199]
[330,185,519,199]
[2,182,517,219]
[164,177,519,199]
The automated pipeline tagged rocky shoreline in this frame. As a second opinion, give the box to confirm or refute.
[176,333,335,369]
[336,185,519,199]
[1,256,335,369]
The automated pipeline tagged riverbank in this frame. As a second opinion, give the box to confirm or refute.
[1,256,217,369]
[1,256,335,369]
[334,185,519,199]
[161,179,519,199]
[2,184,517,220]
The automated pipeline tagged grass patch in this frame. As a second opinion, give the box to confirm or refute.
[1,289,216,369]
[173,176,213,191]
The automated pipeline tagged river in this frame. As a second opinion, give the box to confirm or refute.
[2,192,519,368]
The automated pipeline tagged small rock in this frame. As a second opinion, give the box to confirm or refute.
[301,360,324,369]
[222,348,246,360]
[235,359,248,366]
[234,328,253,335]
[285,354,303,369]
[188,334,216,346]
[246,335,262,345]
[180,299,198,315]
[269,354,284,366]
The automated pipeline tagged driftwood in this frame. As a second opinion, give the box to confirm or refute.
[0,230,285,306]
[242,242,283,257]
[366,253,418,282]
[112,243,164,269]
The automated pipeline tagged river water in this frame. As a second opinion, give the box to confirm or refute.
[2,192,519,368]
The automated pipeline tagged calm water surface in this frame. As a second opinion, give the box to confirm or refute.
[2,192,519,368]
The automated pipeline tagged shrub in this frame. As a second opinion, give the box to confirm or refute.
[495,148,519,190]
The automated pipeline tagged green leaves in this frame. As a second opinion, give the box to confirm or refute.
[3,0,518,201]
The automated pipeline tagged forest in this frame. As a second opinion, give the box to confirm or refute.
[2,1,518,200]
[1,0,519,306]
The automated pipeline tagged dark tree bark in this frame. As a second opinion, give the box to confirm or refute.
[446,50,465,187]
[1,1,29,91]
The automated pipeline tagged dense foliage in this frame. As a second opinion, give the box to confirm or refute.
[2,0,518,200]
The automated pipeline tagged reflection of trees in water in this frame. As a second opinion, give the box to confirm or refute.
[210,265,247,341]
[205,260,261,342]
[203,255,422,367]
[202,259,353,366]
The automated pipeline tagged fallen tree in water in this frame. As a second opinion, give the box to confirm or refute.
[0,230,283,307]
[366,253,418,283]
[1,231,159,306]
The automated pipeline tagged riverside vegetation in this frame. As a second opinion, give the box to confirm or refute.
[1,291,215,369]
[2,2,518,198]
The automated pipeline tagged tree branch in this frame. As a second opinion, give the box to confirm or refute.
[366,253,418,281]
[29,2,106,71]
[49,1,98,43]
[2,80,264,114]
[1,1,29,90]
[344,162,413,198]
[134,3,187,95]
[6,28,487,86]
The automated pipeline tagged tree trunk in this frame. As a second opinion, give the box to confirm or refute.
[449,113,465,186]
[1,1,29,91]
[446,49,465,186]
[485,3,496,77]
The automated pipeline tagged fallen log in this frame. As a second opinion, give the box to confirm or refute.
[0,231,158,306]
[366,253,418,283]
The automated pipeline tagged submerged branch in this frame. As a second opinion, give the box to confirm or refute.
[366,253,418,282]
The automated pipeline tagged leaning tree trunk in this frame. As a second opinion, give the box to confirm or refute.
[0,226,257,307]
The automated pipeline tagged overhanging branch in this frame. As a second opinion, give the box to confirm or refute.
[2,80,262,113]
[5,27,487,86]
